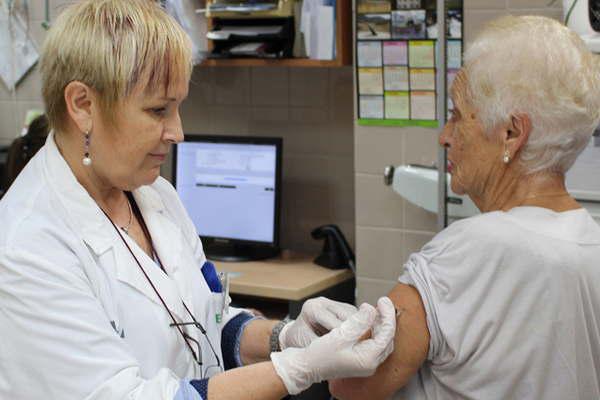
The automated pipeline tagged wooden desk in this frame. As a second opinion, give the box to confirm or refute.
[214,253,354,400]
[212,252,355,317]
[214,253,353,301]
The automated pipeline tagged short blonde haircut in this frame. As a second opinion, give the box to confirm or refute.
[464,15,600,174]
[40,0,193,133]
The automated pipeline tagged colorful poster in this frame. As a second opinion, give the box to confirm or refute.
[357,41,383,67]
[358,68,384,95]
[410,91,436,120]
[409,68,435,90]
[408,40,435,68]
[355,3,463,126]
[383,41,407,65]
[384,66,409,91]
[360,95,385,119]
[385,91,409,119]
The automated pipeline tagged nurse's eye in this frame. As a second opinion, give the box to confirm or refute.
[150,107,167,117]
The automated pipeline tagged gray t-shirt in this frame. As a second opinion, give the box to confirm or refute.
[396,207,600,400]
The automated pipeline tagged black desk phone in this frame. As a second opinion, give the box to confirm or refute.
[311,225,356,273]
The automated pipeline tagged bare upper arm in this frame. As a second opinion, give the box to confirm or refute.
[329,283,430,400]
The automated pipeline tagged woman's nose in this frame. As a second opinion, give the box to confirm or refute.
[164,114,184,144]
[439,123,451,148]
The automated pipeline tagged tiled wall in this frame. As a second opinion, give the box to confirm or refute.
[174,66,356,253]
[0,0,566,291]
[354,0,564,304]
[0,1,355,254]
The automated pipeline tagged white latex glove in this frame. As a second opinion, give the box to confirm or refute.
[279,297,358,349]
[271,297,396,395]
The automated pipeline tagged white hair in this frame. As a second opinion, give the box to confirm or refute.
[464,15,600,174]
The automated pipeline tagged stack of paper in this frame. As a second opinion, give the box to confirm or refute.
[301,0,335,60]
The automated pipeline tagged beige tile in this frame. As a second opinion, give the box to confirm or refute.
[464,9,510,45]
[328,67,355,126]
[15,65,43,102]
[279,126,330,156]
[50,0,73,19]
[355,127,404,175]
[356,227,405,281]
[214,67,251,105]
[356,277,399,305]
[281,121,353,157]
[290,68,329,107]
[250,106,289,123]
[290,107,330,124]
[508,7,564,20]
[402,127,439,168]
[188,67,215,105]
[404,200,438,232]
[507,0,563,9]
[0,101,20,142]
[180,102,213,134]
[251,67,289,106]
[324,125,354,157]
[356,173,404,228]
[327,156,355,221]
[28,22,49,49]
[0,81,14,101]
[285,155,333,217]
[25,1,48,22]
[464,0,507,10]
[209,105,250,134]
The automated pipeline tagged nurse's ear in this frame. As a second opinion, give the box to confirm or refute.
[63,81,96,134]
[504,113,532,159]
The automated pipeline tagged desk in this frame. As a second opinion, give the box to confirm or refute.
[214,253,355,400]
[213,252,355,318]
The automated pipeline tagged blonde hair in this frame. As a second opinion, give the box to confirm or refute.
[40,0,193,132]
[464,15,600,174]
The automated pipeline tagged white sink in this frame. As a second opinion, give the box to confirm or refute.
[391,165,480,219]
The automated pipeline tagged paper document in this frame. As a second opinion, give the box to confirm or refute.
[310,5,334,60]
[207,26,282,40]
[0,3,38,91]
[301,0,335,60]
[209,3,277,12]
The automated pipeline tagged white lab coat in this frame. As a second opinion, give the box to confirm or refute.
[0,133,245,400]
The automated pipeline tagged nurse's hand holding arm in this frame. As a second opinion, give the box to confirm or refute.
[237,297,357,366]
[209,297,396,399]
[278,297,359,349]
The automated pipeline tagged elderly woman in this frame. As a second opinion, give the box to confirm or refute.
[0,1,396,399]
[330,15,600,400]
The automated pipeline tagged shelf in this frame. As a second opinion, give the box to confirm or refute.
[201,0,352,68]
[199,57,348,67]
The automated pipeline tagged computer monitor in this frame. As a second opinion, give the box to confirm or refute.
[173,135,282,261]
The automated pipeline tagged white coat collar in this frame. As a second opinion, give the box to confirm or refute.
[43,132,191,321]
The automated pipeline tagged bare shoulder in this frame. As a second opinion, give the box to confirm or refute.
[329,283,429,400]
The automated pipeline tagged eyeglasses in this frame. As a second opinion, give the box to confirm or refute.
[170,321,223,379]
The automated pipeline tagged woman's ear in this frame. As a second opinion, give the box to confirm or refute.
[505,113,532,155]
[63,81,95,133]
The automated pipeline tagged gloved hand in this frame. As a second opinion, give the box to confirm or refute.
[271,297,396,395]
[279,297,358,349]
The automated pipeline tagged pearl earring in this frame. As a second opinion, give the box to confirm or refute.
[503,149,511,164]
[82,131,92,166]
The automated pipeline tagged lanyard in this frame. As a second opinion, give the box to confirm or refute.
[99,193,207,367]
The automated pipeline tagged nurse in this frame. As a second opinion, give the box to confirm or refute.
[0,1,396,399]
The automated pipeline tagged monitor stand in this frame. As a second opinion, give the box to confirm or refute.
[205,241,280,262]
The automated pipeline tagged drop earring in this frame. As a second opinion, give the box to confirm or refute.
[82,131,92,166]
[503,149,511,164]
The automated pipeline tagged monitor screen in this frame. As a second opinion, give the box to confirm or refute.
[174,135,282,247]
